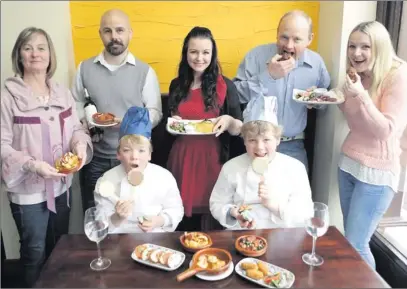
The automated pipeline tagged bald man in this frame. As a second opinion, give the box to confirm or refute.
[234,10,331,171]
[71,9,162,212]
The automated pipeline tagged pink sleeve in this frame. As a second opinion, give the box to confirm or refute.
[0,92,33,187]
[357,65,407,140]
[67,89,93,165]
[400,126,407,166]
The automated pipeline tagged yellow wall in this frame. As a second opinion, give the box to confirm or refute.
[70,1,320,92]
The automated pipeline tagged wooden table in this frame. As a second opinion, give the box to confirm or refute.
[35,226,389,288]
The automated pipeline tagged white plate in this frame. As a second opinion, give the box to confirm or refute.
[88,119,119,128]
[188,260,234,281]
[235,258,295,288]
[131,243,185,271]
[292,88,344,105]
[166,117,217,135]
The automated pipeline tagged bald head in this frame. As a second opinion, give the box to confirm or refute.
[275,10,314,60]
[99,9,133,57]
[277,10,313,39]
[100,9,131,30]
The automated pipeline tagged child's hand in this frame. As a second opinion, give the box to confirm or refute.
[115,200,133,219]
[138,216,164,232]
[230,207,256,229]
[258,176,270,207]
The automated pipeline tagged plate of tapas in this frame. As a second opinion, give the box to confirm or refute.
[166,118,217,135]
[55,152,81,174]
[293,87,344,105]
[131,243,185,271]
[188,258,234,281]
[235,258,295,288]
[90,112,119,127]
[235,235,268,257]
[180,232,213,252]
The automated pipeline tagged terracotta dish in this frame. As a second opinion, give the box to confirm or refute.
[176,248,232,282]
[179,232,213,252]
[92,112,116,125]
[235,235,268,257]
[55,152,81,174]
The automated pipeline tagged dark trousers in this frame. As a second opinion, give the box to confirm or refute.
[80,156,120,214]
[10,191,71,287]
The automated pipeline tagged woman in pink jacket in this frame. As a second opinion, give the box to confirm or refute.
[1,27,93,286]
[338,21,407,269]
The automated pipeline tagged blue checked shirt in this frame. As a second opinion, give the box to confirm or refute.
[234,43,331,137]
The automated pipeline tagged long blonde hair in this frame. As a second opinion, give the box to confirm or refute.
[346,21,405,99]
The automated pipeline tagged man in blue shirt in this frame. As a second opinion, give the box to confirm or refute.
[234,10,331,171]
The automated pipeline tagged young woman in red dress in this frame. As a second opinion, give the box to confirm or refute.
[167,27,244,231]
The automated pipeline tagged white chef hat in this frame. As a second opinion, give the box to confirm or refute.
[243,95,279,126]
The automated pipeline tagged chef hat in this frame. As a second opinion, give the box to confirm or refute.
[243,95,279,126]
[119,106,152,139]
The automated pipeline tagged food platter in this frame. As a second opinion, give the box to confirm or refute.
[90,112,119,127]
[235,257,295,288]
[166,118,217,135]
[131,243,185,271]
[293,88,344,105]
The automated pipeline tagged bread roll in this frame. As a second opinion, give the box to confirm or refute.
[257,261,269,276]
[241,262,258,270]
[246,269,264,280]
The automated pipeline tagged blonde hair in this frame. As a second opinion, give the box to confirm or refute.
[241,121,283,140]
[11,27,57,79]
[118,135,153,153]
[346,21,405,99]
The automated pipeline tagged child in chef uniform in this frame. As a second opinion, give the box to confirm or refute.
[209,96,313,229]
[94,106,184,233]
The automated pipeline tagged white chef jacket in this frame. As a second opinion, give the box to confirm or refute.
[94,163,184,233]
[209,153,313,229]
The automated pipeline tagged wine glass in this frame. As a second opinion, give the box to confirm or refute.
[84,207,111,271]
[302,202,329,266]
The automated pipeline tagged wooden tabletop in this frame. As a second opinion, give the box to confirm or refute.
[35,226,389,288]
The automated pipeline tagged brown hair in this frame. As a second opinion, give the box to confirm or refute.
[241,121,283,140]
[117,135,153,153]
[11,27,57,78]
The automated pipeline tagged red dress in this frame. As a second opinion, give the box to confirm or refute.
[167,77,226,217]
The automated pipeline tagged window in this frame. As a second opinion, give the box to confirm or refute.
[377,2,407,261]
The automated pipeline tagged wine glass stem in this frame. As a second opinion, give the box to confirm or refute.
[311,236,317,258]
[96,241,103,263]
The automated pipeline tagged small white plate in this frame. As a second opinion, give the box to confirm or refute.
[166,117,217,135]
[235,258,295,288]
[189,260,234,281]
[88,119,119,128]
[293,88,344,105]
[131,243,185,271]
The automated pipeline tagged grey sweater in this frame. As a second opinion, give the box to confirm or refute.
[81,56,149,158]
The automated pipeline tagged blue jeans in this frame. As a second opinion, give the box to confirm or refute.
[10,191,71,287]
[338,169,394,268]
[80,156,120,213]
[277,139,308,172]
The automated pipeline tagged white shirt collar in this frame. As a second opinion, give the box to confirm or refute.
[93,51,136,67]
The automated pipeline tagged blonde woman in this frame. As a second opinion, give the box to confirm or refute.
[338,21,407,268]
[1,27,92,286]
[210,96,313,229]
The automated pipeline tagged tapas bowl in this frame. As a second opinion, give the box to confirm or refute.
[179,232,213,253]
[176,247,232,282]
[235,235,268,257]
[55,153,81,174]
